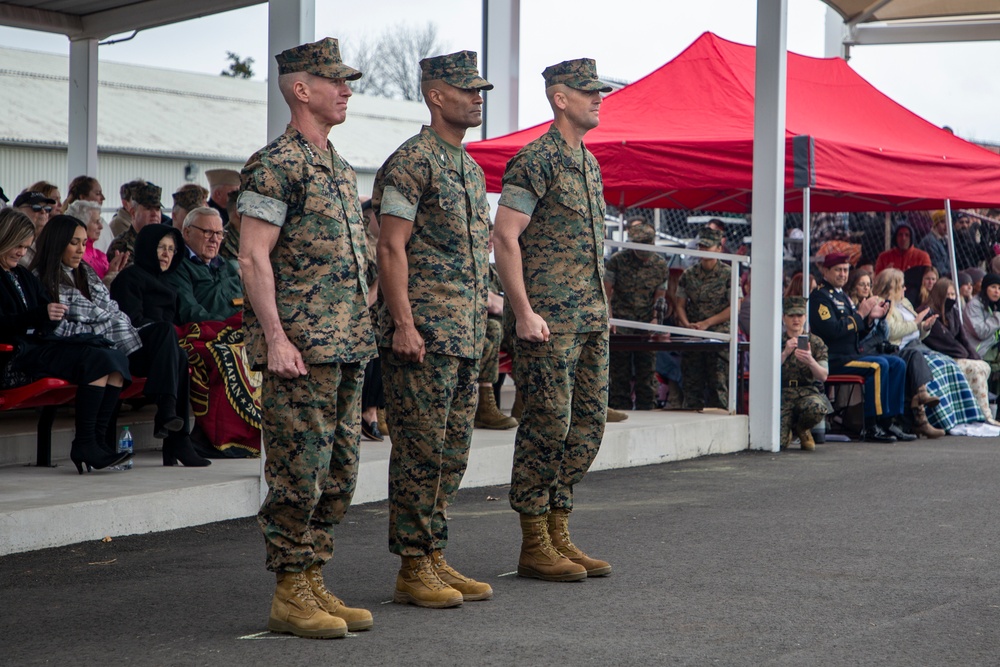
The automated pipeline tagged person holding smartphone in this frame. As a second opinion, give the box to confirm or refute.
[780,296,830,451]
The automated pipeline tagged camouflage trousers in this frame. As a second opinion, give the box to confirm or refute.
[780,388,829,447]
[382,349,479,557]
[258,362,364,573]
[609,327,656,410]
[478,318,502,384]
[510,330,609,516]
[681,347,729,410]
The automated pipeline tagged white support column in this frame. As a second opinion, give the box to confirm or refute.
[267,0,315,142]
[824,7,847,59]
[482,0,520,139]
[67,38,99,183]
[748,0,788,452]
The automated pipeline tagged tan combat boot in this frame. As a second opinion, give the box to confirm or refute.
[393,555,464,608]
[268,571,347,639]
[796,428,816,451]
[474,385,519,430]
[913,404,945,439]
[517,513,588,581]
[911,384,941,409]
[547,509,612,577]
[305,564,374,632]
[430,550,493,601]
[606,408,629,422]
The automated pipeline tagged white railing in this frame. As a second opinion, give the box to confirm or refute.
[605,239,750,414]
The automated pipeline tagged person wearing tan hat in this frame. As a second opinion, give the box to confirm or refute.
[780,296,831,450]
[373,50,494,609]
[170,184,208,232]
[238,37,375,639]
[493,58,614,584]
[205,169,240,225]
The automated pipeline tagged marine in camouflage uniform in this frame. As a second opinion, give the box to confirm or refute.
[238,38,375,638]
[106,182,163,270]
[780,296,831,450]
[676,227,731,410]
[373,51,493,607]
[494,58,613,581]
[605,223,669,410]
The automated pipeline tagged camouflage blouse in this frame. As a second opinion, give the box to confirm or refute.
[238,124,375,368]
[677,260,732,332]
[498,124,608,334]
[371,126,489,359]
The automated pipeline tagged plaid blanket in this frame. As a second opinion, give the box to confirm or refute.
[925,351,984,431]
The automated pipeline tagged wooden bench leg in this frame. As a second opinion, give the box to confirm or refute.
[35,405,58,468]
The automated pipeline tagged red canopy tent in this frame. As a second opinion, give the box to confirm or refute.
[466,32,1000,213]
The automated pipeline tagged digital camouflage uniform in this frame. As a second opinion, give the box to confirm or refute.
[677,229,731,409]
[479,264,504,385]
[605,224,669,409]
[373,120,490,558]
[500,117,610,517]
[780,331,831,448]
[239,121,375,573]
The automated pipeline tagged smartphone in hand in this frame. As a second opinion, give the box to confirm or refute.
[797,334,809,350]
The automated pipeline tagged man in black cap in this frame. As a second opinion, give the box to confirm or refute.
[810,253,913,442]
[238,36,375,640]
[13,190,56,238]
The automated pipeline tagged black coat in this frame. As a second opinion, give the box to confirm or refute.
[922,302,979,360]
[110,225,184,327]
[809,280,871,367]
[0,266,58,341]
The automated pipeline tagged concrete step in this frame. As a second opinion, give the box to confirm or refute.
[0,409,748,556]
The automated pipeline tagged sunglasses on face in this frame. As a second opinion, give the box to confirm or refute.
[30,205,53,213]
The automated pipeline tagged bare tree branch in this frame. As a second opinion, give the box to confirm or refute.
[341,22,448,101]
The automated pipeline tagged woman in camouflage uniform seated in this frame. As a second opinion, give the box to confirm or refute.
[780,296,831,451]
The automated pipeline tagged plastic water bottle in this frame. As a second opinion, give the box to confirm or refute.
[113,426,134,471]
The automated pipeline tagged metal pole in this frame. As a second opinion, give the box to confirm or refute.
[728,259,740,414]
[802,187,811,300]
[747,0,788,451]
[884,211,892,252]
[945,199,962,324]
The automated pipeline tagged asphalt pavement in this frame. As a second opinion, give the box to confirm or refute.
[4,436,1000,666]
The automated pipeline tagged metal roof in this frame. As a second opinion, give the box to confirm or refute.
[0,1,262,40]
[823,0,1000,23]
[0,45,429,171]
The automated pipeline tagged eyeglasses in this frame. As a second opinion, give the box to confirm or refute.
[156,244,176,254]
[188,225,225,239]
[29,205,53,213]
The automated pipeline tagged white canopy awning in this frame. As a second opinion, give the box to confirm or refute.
[821,0,1000,46]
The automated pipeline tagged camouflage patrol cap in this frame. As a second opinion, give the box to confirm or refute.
[132,183,162,208]
[783,296,807,316]
[420,51,493,90]
[542,58,612,92]
[697,227,723,248]
[276,37,362,81]
[172,184,207,211]
[628,223,655,244]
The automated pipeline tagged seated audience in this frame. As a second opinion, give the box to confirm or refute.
[65,199,126,285]
[13,190,55,266]
[846,267,873,306]
[170,184,208,232]
[164,207,242,323]
[109,179,145,238]
[917,211,951,277]
[875,269,983,436]
[963,273,1000,367]
[875,223,932,275]
[0,209,131,473]
[205,169,240,225]
[779,296,829,451]
[63,175,105,210]
[107,182,162,270]
[32,215,209,467]
[921,278,999,425]
[810,253,914,442]
[25,181,62,215]
[956,270,974,307]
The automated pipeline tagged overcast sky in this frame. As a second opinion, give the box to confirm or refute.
[1,0,998,143]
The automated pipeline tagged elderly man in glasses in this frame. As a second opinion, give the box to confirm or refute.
[163,206,243,324]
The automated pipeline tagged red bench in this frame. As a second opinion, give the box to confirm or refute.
[0,343,147,467]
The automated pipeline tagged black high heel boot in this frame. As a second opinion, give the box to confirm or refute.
[94,385,122,454]
[71,385,132,473]
[163,434,211,467]
[153,394,184,439]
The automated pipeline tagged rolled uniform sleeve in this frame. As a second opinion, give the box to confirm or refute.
[499,151,549,216]
[240,155,291,227]
[238,191,288,228]
[379,186,419,222]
